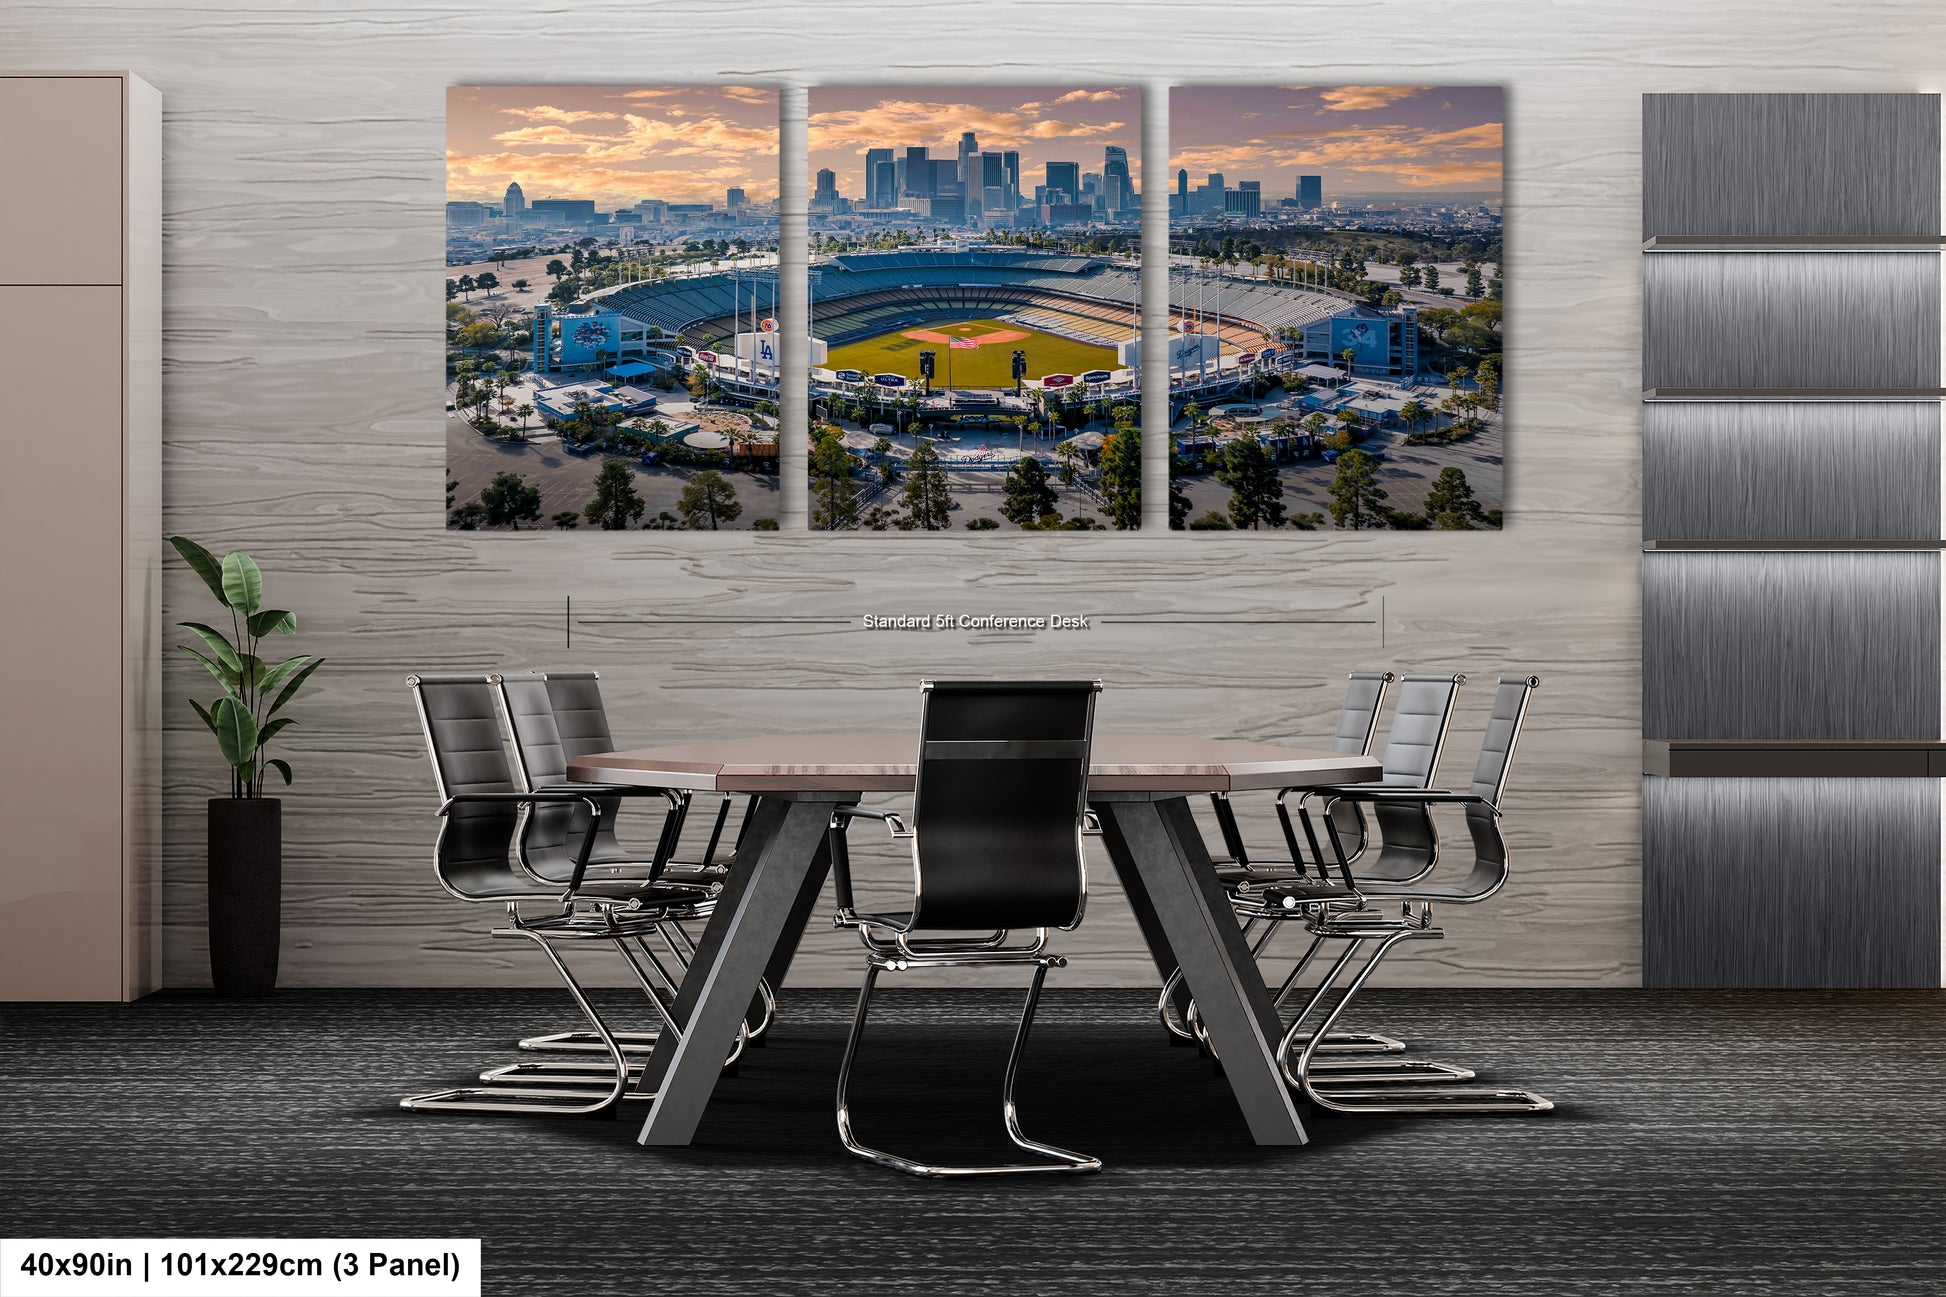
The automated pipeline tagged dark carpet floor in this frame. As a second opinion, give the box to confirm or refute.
[2,987,1944,1295]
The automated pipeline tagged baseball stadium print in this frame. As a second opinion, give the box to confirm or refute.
[1167,85,1504,532]
[806,86,1143,532]
[445,85,782,532]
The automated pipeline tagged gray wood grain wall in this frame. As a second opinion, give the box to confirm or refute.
[8,0,1946,988]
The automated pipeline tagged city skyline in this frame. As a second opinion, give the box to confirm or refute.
[808,86,1140,201]
[446,86,778,209]
[1170,85,1502,200]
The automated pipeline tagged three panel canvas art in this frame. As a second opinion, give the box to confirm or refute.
[445,85,1503,533]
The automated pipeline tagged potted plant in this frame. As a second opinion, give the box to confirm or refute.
[170,537,324,997]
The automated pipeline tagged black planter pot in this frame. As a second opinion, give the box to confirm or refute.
[208,797,282,997]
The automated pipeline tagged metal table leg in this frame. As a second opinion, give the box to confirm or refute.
[1093,794,1308,1147]
[635,793,851,1146]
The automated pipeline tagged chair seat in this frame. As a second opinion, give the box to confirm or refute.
[1356,882,1472,901]
[1242,876,1361,907]
[457,873,710,908]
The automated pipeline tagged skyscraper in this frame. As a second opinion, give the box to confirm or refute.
[1045,161,1080,200]
[864,147,892,207]
[930,158,960,199]
[1002,150,1020,207]
[1103,145,1133,213]
[813,169,837,202]
[1298,174,1322,210]
[1177,169,1188,199]
[502,181,526,217]
[958,131,978,182]
[902,146,932,199]
[726,187,746,210]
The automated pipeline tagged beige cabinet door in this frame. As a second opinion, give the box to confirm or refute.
[0,285,125,998]
[0,77,126,286]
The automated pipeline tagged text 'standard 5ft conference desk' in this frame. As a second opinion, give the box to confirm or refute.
[568,733,1380,1148]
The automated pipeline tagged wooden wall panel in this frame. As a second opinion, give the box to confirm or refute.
[14,0,1944,988]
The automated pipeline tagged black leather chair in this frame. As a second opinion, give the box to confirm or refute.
[827,679,1103,1177]
[491,670,768,1063]
[400,673,714,1116]
[1276,675,1552,1115]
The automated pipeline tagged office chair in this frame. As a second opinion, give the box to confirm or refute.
[491,671,769,1064]
[827,679,1103,1177]
[1276,675,1553,1114]
[399,673,722,1115]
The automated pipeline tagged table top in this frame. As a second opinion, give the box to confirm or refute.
[567,732,1379,794]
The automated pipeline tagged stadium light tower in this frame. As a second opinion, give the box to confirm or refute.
[1011,348,1027,397]
[918,348,936,397]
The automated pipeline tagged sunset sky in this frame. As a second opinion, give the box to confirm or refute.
[1170,85,1503,201]
[808,86,1140,199]
[446,86,778,207]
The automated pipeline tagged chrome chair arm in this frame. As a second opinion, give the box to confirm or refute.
[831,806,912,837]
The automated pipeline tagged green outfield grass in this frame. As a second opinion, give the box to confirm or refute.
[825,318,1122,389]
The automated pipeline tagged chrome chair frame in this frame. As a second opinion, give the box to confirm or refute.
[399,673,724,1116]
[826,679,1104,1177]
[491,670,771,1059]
[1274,675,1553,1115]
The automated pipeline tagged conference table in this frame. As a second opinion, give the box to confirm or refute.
[567,732,1380,1148]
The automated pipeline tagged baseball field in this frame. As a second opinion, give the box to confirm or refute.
[824,318,1122,388]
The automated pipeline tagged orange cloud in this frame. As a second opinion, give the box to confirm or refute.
[501,105,620,125]
[1314,86,1431,111]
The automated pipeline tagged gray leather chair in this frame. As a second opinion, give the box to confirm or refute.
[1275,675,1553,1115]
[827,680,1103,1177]
[400,673,714,1116]
[491,669,769,1060]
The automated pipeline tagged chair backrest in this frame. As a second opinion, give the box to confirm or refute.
[1451,675,1541,901]
[1331,670,1395,756]
[1324,670,1395,859]
[408,673,524,900]
[495,670,631,883]
[909,680,1100,932]
[1346,673,1464,884]
[1376,672,1465,787]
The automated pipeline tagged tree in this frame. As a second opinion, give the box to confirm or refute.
[457,320,500,351]
[1188,510,1232,530]
[449,501,485,529]
[1339,346,1356,380]
[445,279,458,301]
[584,458,645,530]
[1215,436,1286,530]
[1327,448,1387,530]
[511,278,531,294]
[1399,399,1428,432]
[479,471,541,529]
[678,470,743,530]
[551,510,580,530]
[1000,456,1059,527]
[1424,466,1489,529]
[1098,423,1141,530]
[810,428,860,530]
[899,438,951,530]
[475,271,500,296]
[1465,263,1483,297]
[752,517,780,530]
[1422,263,1440,291]
[545,259,568,281]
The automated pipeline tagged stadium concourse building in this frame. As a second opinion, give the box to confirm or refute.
[529,269,825,403]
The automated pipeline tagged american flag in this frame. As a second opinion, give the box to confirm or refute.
[949,337,980,349]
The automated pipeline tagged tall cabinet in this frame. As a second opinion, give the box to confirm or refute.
[1641,94,1946,987]
[0,72,162,1000]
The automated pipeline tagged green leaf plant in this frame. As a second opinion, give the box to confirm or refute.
[170,537,324,798]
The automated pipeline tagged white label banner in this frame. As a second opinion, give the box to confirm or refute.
[0,1240,481,1297]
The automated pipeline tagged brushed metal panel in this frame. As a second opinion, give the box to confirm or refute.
[1643,254,1941,390]
[1643,551,1941,740]
[1643,777,1940,987]
[1643,402,1940,540]
[1644,94,1941,238]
